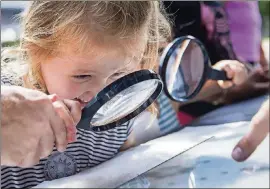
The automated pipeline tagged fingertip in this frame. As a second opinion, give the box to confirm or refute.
[232,146,246,162]
[232,137,257,162]
[56,143,67,152]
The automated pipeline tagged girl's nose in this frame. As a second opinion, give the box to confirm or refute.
[81,78,109,100]
[77,91,93,102]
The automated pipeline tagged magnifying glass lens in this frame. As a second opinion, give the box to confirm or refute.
[77,70,162,131]
[91,79,159,126]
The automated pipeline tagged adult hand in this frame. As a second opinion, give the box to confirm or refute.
[223,67,269,104]
[232,98,269,162]
[1,86,77,167]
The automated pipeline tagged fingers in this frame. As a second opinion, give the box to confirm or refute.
[215,60,248,89]
[63,99,82,125]
[19,147,41,168]
[229,62,248,85]
[52,101,77,143]
[232,101,269,162]
[223,64,234,79]
[53,101,75,127]
[47,105,68,152]
[39,128,55,159]
[218,65,234,89]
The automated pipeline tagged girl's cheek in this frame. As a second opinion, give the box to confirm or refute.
[56,83,84,100]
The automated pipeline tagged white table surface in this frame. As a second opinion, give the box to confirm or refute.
[122,122,269,188]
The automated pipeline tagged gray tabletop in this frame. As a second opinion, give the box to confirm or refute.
[121,122,269,188]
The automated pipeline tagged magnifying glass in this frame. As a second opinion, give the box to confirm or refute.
[159,35,231,102]
[76,70,163,132]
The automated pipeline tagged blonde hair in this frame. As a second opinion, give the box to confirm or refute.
[3,1,171,114]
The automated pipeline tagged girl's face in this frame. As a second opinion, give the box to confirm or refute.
[41,38,146,108]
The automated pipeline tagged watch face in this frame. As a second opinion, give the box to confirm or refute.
[44,152,77,181]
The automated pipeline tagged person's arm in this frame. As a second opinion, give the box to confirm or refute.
[232,98,269,162]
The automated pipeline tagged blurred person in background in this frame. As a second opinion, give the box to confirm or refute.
[220,1,270,104]
[162,1,269,125]
[224,1,269,70]
[162,1,270,163]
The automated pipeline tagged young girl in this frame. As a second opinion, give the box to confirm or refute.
[1,1,170,188]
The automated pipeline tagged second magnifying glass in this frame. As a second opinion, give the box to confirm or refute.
[159,35,231,102]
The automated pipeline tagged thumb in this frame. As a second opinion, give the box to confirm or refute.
[48,94,59,102]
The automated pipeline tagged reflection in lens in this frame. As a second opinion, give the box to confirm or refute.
[91,79,158,126]
[166,39,204,100]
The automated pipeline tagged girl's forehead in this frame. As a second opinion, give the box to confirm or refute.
[57,35,146,63]
[49,38,144,73]
[56,26,148,57]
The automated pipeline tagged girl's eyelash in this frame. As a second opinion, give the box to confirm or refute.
[73,72,126,80]
[73,75,92,79]
[112,72,125,77]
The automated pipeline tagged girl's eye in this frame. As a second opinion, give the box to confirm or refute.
[73,75,92,80]
[112,72,125,78]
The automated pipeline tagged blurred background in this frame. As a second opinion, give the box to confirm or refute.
[1,1,269,53]
[259,1,270,38]
[259,1,270,61]
[1,1,30,46]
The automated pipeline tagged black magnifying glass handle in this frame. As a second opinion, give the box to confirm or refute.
[208,68,231,81]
